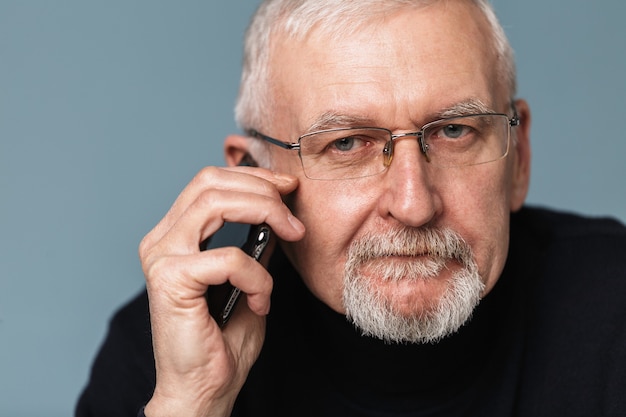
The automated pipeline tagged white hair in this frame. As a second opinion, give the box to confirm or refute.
[234,0,517,134]
[342,226,484,344]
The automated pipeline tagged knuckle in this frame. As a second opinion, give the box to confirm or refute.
[259,270,274,294]
[143,254,168,283]
[194,166,221,186]
[196,187,218,209]
[258,180,280,199]
[214,246,245,265]
[142,254,208,306]
[138,234,152,259]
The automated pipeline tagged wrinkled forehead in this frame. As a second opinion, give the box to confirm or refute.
[265,1,504,134]
[267,0,501,87]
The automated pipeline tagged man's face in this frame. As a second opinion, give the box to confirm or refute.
[263,1,529,339]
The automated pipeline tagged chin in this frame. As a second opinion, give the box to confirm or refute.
[343,265,485,344]
[372,277,451,316]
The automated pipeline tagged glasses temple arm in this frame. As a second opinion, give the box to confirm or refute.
[509,101,521,127]
[247,129,299,150]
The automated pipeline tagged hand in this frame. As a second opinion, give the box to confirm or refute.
[139,166,305,417]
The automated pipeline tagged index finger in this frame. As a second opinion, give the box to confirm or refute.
[142,166,299,252]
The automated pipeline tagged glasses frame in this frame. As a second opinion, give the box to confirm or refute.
[247,108,520,179]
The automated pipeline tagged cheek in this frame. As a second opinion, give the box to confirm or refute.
[282,180,378,311]
[445,165,512,295]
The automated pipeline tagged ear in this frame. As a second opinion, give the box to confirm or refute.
[224,134,251,167]
[509,99,532,212]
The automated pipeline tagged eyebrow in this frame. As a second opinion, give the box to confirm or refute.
[304,98,497,133]
[437,99,495,118]
[305,112,375,133]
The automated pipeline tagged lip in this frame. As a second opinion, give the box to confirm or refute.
[356,254,451,277]
[360,252,439,262]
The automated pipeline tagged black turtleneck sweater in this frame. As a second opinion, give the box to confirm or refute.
[76,207,626,416]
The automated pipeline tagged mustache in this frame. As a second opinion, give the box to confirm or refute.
[347,226,474,265]
[343,226,484,343]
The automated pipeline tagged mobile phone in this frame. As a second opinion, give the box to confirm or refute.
[201,222,271,327]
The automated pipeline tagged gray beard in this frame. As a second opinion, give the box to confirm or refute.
[342,226,485,344]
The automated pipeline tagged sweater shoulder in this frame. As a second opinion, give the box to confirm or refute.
[514,206,626,240]
[76,290,155,417]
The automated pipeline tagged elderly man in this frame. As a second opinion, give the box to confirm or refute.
[77,0,626,416]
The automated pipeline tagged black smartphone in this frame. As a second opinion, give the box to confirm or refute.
[201,223,270,327]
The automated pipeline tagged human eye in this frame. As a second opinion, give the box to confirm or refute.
[435,122,475,140]
[425,116,488,147]
[421,115,503,166]
[330,134,370,152]
[301,128,386,165]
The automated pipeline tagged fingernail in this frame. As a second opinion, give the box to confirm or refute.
[288,214,305,234]
[273,171,296,182]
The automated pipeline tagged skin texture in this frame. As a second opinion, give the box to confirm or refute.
[237,1,531,317]
[142,1,531,416]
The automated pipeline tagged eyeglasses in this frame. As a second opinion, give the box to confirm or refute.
[248,112,520,180]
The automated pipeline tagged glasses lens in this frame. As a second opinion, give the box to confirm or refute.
[298,128,390,180]
[292,115,511,179]
[421,114,510,167]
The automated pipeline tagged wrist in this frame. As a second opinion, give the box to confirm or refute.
[144,391,234,417]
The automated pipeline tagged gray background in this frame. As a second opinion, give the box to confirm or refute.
[1,1,624,415]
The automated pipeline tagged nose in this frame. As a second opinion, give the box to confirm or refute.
[383,131,430,167]
[377,137,441,228]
